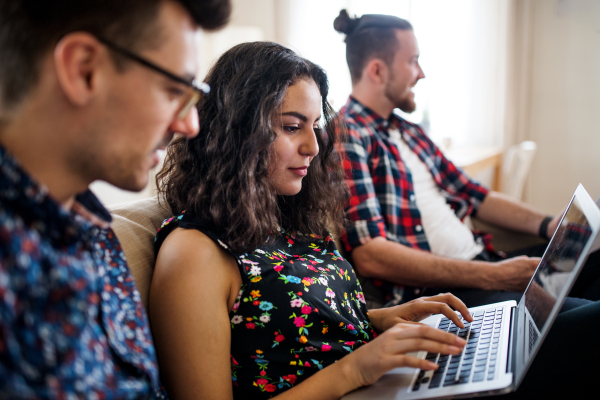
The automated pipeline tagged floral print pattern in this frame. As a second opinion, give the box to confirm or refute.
[156,212,377,399]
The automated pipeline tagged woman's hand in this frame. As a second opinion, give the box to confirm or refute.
[339,322,466,389]
[368,293,472,333]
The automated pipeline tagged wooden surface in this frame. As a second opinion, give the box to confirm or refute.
[444,146,503,190]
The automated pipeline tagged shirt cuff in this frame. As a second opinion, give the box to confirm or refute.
[342,219,387,252]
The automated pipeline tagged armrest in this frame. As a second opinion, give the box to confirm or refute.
[470,216,547,254]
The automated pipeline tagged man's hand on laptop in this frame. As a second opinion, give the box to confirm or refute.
[485,256,540,292]
[368,293,473,333]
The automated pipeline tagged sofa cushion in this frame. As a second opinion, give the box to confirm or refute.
[109,196,172,310]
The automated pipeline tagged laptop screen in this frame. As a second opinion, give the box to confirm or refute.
[523,195,592,338]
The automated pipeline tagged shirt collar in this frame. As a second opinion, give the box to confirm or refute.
[346,96,406,134]
[0,144,111,246]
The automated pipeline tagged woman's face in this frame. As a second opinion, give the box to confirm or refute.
[269,78,322,196]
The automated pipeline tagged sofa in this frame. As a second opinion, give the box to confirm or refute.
[110,196,173,310]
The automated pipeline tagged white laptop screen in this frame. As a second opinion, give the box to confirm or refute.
[524,195,592,332]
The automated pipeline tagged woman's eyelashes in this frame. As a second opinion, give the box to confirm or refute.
[282,124,322,134]
[283,125,300,133]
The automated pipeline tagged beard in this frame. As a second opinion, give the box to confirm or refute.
[384,81,417,114]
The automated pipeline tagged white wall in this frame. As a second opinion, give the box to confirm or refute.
[519,0,600,212]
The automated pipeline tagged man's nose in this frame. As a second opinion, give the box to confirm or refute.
[169,107,200,138]
[417,63,426,80]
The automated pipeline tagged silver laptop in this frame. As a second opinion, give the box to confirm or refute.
[343,184,600,399]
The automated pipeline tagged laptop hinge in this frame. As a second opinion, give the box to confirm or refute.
[506,305,517,373]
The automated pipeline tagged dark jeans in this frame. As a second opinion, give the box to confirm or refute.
[500,300,600,399]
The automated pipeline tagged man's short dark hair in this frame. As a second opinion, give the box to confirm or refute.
[0,0,231,111]
[333,9,413,84]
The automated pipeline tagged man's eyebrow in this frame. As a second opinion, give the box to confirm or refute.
[281,111,322,123]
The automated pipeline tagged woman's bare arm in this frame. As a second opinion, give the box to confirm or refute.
[150,228,242,400]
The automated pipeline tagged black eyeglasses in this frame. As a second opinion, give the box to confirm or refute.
[97,37,209,119]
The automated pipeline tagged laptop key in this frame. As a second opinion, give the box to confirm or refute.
[472,372,485,382]
[429,374,443,389]
[443,379,458,387]
[413,370,425,390]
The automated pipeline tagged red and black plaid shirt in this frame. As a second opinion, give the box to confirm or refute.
[338,97,493,305]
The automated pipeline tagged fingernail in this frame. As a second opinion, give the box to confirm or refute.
[455,337,466,345]
[449,345,461,353]
[427,361,438,369]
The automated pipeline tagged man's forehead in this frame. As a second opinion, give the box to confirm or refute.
[146,1,201,78]
[395,29,419,55]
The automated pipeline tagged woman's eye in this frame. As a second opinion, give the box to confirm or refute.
[284,125,300,133]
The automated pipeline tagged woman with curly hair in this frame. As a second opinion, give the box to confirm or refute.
[150,41,469,399]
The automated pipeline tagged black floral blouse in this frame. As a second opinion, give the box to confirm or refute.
[155,212,377,399]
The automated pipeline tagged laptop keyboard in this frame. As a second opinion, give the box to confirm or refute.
[412,307,504,391]
[528,321,538,354]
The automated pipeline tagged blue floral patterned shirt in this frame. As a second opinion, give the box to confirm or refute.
[0,145,164,399]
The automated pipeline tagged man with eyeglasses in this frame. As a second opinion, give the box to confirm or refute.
[0,0,230,397]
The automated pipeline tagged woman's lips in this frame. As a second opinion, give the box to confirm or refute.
[289,166,308,176]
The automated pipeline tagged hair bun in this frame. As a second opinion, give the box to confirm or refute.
[333,9,359,35]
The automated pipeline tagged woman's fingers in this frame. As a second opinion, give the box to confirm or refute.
[392,336,464,356]
[352,323,467,387]
[390,323,466,347]
[391,354,440,371]
[410,301,463,328]
[433,293,472,322]
[415,293,472,323]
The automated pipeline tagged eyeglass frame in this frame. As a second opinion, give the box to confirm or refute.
[96,36,209,120]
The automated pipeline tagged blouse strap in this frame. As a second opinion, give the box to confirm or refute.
[154,211,246,278]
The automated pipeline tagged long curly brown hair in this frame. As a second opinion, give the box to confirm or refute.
[157,41,347,253]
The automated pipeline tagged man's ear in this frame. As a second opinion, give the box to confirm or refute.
[363,58,389,85]
[53,32,105,106]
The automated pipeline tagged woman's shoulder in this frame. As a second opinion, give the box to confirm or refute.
[155,211,234,256]
[154,211,241,273]
[152,215,243,310]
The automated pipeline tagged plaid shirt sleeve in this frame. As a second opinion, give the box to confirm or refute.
[338,122,388,252]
